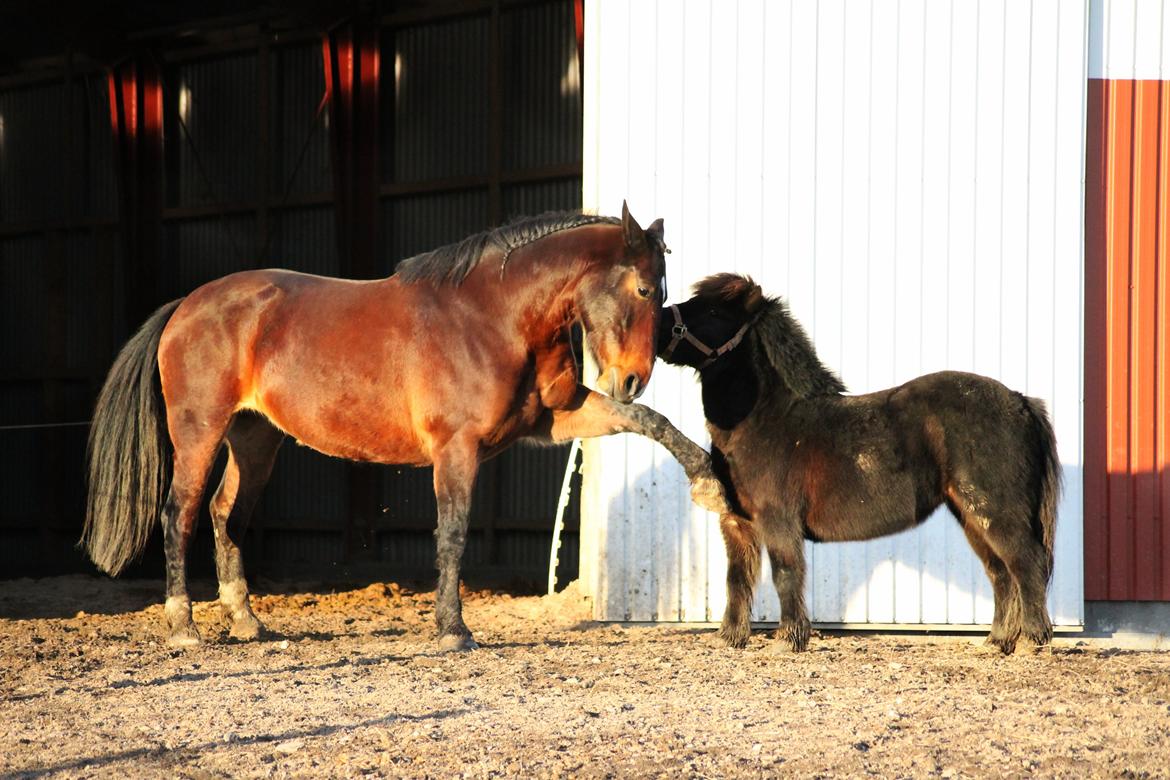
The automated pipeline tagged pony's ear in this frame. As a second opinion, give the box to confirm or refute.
[621,200,645,248]
[741,281,765,314]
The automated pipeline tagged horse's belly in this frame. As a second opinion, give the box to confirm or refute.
[250,381,428,466]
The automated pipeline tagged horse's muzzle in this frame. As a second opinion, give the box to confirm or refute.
[601,366,643,404]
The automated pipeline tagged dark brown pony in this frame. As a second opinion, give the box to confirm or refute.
[659,274,1060,655]
[83,204,728,649]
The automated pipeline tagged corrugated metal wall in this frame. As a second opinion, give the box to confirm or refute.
[582,0,1086,626]
[1084,0,1170,602]
[0,71,120,576]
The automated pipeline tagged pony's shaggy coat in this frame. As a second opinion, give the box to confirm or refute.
[659,274,1060,654]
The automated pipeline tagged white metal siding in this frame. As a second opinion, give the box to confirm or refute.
[581,0,1086,627]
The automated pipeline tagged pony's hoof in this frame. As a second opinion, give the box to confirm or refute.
[718,623,751,649]
[1017,629,1053,653]
[167,627,202,648]
[690,477,730,515]
[777,620,810,652]
[229,616,264,641]
[438,633,479,653]
[984,634,1018,655]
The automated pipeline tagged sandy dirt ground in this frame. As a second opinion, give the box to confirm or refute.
[1,575,1168,779]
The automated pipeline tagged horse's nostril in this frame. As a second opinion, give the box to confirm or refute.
[624,373,640,399]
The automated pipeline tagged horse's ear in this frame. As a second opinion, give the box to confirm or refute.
[646,218,665,248]
[621,200,645,248]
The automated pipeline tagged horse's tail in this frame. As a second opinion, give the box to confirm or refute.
[1024,395,1062,583]
[82,299,183,576]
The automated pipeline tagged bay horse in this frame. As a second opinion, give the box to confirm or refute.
[658,274,1060,655]
[83,204,729,649]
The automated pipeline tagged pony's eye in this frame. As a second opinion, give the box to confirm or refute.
[637,286,652,299]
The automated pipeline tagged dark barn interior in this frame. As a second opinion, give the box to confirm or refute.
[0,0,584,586]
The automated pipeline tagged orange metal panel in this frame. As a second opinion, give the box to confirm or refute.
[1160,80,1170,601]
[1086,78,1170,601]
[1084,79,1110,600]
[1105,78,1135,599]
[1131,81,1160,599]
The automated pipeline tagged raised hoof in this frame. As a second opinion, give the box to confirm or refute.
[438,633,479,653]
[689,476,730,515]
[228,615,265,641]
[167,626,202,648]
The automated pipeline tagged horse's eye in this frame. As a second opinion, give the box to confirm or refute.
[637,286,652,299]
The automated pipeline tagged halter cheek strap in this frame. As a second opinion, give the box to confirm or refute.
[662,304,752,369]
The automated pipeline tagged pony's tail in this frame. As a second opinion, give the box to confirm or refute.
[82,299,183,576]
[1024,396,1062,583]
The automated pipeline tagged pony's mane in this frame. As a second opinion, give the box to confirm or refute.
[695,273,847,397]
[394,211,621,286]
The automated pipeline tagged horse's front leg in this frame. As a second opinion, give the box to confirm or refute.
[432,435,480,652]
[532,387,731,516]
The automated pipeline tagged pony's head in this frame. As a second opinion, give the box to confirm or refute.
[659,273,845,396]
[577,201,669,403]
[658,273,765,370]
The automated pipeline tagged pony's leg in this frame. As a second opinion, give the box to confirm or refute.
[532,387,730,515]
[959,521,1021,653]
[984,522,1053,650]
[766,536,810,652]
[432,435,480,652]
[718,513,760,648]
[161,422,229,647]
[210,414,283,640]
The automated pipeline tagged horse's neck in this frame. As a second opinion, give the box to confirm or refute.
[484,251,586,338]
[700,346,767,431]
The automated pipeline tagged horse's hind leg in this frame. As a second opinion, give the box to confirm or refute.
[766,534,810,652]
[432,434,480,652]
[210,413,284,640]
[718,513,760,648]
[161,418,231,647]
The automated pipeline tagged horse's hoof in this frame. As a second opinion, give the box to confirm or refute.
[229,616,264,641]
[438,633,479,653]
[167,627,202,648]
[690,476,730,515]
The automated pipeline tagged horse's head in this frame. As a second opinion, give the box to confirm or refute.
[578,202,668,403]
[658,273,764,369]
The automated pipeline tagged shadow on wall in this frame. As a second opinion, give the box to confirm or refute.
[597,461,1084,628]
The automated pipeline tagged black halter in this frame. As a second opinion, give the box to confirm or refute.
[661,304,752,370]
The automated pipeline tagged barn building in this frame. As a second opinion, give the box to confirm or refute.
[0,0,1166,640]
[0,0,588,585]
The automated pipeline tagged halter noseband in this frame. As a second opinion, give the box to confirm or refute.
[661,304,752,369]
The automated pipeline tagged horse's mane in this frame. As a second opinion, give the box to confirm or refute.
[394,211,621,286]
[695,273,846,397]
